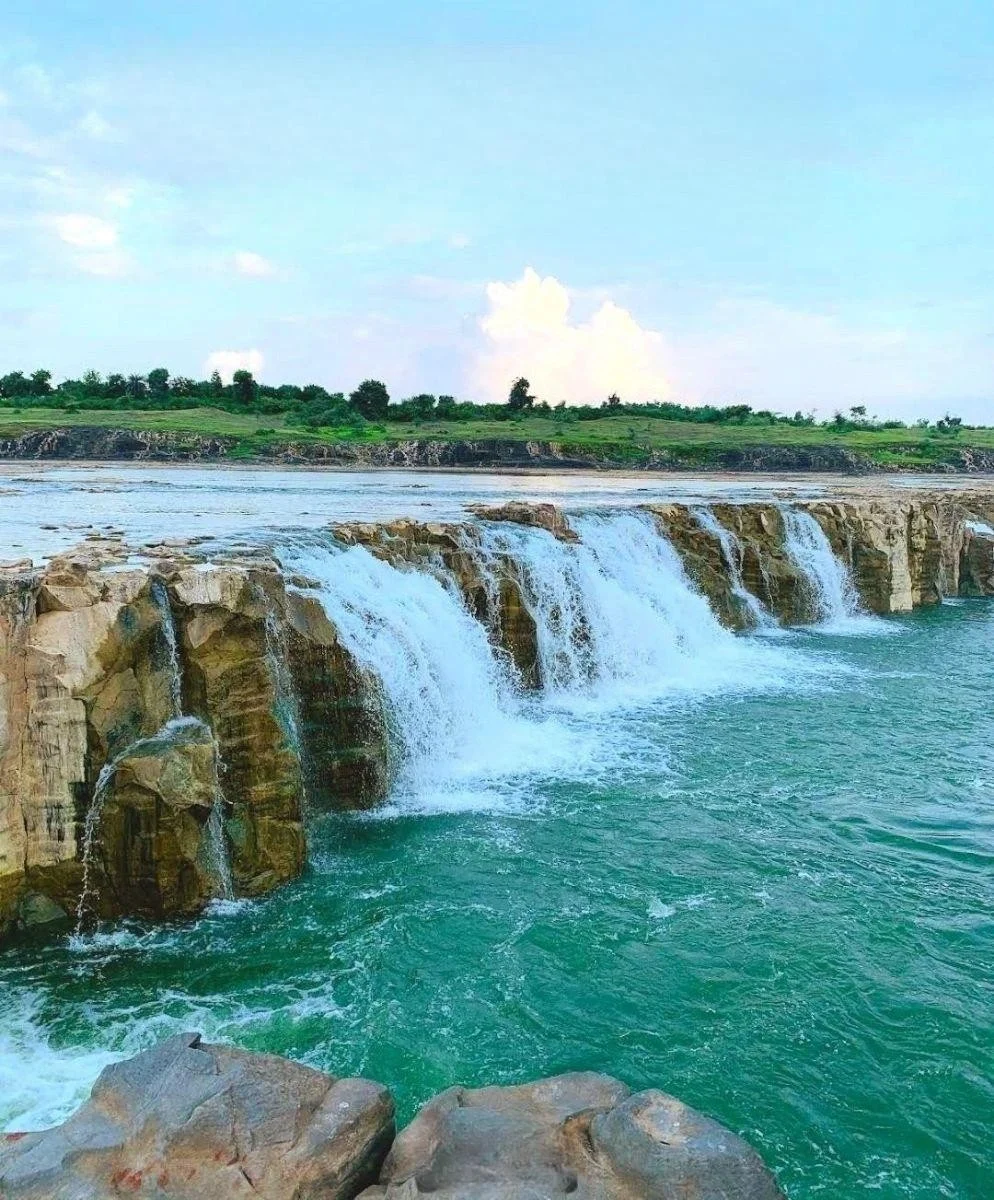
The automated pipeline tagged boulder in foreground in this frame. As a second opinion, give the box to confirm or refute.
[359,1071,786,1199]
[0,1033,395,1199]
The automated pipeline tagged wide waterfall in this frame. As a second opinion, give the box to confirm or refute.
[476,512,815,704]
[279,516,838,817]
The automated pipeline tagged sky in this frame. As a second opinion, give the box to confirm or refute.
[2,1,994,420]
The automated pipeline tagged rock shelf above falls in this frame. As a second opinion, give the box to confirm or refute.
[2,489,994,941]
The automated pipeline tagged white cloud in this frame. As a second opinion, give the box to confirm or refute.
[472,267,672,405]
[204,349,265,382]
[78,110,115,141]
[50,212,118,249]
[232,250,277,278]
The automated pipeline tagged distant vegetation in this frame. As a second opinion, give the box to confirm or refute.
[0,367,988,469]
[0,367,973,436]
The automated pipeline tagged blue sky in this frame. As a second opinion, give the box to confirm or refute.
[2,0,993,418]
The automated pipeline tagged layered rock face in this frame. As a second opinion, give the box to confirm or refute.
[0,1037,784,1200]
[3,489,994,941]
[0,542,389,940]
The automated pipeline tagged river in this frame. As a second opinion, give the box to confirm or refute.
[0,466,991,1199]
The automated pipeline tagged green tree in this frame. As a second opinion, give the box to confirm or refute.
[125,374,148,402]
[148,368,170,397]
[606,392,621,407]
[507,377,535,411]
[30,369,52,396]
[209,370,224,400]
[0,371,30,399]
[350,379,390,420]
[232,369,258,407]
[105,373,127,399]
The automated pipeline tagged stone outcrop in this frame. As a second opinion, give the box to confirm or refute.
[0,1033,395,1200]
[0,1038,786,1200]
[93,717,223,919]
[360,1073,784,1199]
[0,542,390,941]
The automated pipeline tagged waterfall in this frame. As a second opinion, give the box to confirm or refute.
[73,760,118,933]
[780,507,862,627]
[691,506,777,630]
[475,513,806,703]
[277,536,577,810]
[73,578,235,932]
[151,580,183,719]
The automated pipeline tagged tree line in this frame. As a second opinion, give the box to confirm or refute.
[0,368,965,432]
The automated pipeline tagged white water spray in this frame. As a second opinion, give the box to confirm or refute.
[691,506,777,630]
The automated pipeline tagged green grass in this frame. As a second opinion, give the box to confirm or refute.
[0,405,989,467]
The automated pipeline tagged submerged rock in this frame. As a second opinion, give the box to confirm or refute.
[359,1072,786,1199]
[0,1033,395,1200]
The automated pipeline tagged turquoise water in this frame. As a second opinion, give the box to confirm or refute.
[2,602,993,1198]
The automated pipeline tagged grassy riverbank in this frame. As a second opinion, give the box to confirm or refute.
[0,405,991,468]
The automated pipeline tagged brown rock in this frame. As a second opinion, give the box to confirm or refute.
[359,1073,785,1199]
[0,1033,395,1200]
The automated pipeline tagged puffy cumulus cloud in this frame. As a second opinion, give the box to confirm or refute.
[472,268,672,405]
[50,212,118,248]
[204,349,265,382]
[231,250,277,278]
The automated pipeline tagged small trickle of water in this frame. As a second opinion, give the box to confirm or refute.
[262,604,308,809]
[205,743,234,902]
[691,506,777,630]
[73,760,118,933]
[781,507,862,626]
[150,580,183,719]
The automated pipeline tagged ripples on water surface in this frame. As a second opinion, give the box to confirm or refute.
[0,471,992,1199]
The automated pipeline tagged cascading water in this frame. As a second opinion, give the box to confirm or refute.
[691,506,777,630]
[277,536,580,811]
[204,739,235,901]
[262,604,307,808]
[780,507,862,627]
[73,759,118,933]
[475,512,825,704]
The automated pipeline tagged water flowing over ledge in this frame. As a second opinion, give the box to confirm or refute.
[3,486,994,944]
